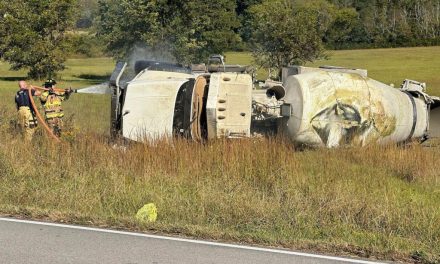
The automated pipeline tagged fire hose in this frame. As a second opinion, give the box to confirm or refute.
[27,85,74,143]
[31,85,74,93]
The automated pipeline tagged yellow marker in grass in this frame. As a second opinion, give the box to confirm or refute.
[136,203,157,223]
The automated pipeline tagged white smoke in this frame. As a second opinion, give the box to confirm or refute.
[127,44,177,67]
[75,44,179,93]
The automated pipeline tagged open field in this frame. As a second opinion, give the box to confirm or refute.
[0,57,114,133]
[1,47,440,263]
[228,46,440,97]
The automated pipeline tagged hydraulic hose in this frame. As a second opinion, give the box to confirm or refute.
[28,87,61,143]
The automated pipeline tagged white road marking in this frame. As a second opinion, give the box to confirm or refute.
[0,217,385,264]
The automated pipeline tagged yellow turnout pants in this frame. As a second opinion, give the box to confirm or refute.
[46,117,63,137]
[17,107,37,141]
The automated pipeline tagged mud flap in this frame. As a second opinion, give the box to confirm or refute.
[191,76,209,141]
[110,62,128,139]
[173,79,195,138]
[429,105,440,138]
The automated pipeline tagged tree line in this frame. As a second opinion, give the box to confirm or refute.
[327,0,440,49]
[1,0,440,78]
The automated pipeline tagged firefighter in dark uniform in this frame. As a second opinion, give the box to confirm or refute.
[15,81,41,141]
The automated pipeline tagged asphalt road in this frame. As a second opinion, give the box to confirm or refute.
[0,218,385,264]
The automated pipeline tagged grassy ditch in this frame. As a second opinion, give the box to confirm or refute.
[0,117,439,262]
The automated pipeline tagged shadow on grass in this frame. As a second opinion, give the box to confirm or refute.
[66,74,111,86]
[0,73,111,84]
[74,74,110,81]
[0,76,27,82]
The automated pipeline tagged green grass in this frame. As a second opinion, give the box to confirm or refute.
[227,46,440,96]
[0,58,114,133]
[314,47,440,97]
[1,47,440,263]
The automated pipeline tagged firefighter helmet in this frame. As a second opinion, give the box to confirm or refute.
[44,79,57,88]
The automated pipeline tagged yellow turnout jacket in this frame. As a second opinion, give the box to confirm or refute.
[40,91,68,119]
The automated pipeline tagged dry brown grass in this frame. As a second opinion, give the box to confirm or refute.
[1,111,439,263]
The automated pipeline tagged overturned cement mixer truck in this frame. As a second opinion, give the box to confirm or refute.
[106,56,440,148]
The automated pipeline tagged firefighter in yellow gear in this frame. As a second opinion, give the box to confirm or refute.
[15,81,41,141]
[39,79,73,137]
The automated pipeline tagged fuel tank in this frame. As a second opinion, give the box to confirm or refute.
[283,70,429,147]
